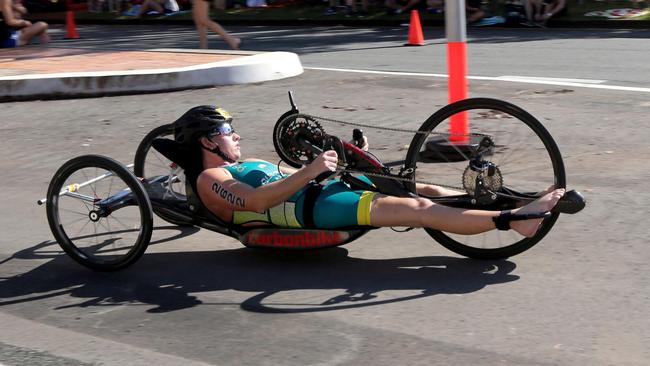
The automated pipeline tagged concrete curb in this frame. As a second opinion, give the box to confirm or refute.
[0,50,303,102]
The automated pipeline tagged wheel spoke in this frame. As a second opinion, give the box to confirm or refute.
[97,219,120,254]
[496,142,525,168]
[498,161,554,176]
[77,193,94,211]
[59,207,88,216]
[72,218,92,239]
[98,219,111,234]
[61,215,90,227]
[111,214,138,232]
[83,169,99,200]
[107,176,115,200]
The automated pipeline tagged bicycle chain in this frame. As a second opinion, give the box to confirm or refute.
[301,113,491,138]
[334,166,465,192]
[292,113,492,192]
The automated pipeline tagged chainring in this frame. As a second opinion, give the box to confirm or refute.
[274,114,326,167]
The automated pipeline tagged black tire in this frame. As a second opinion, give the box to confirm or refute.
[404,98,566,259]
[46,155,153,271]
[134,124,175,178]
[134,124,189,226]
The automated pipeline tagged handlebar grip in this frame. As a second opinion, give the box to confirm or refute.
[323,135,346,164]
[352,129,364,148]
[315,135,344,183]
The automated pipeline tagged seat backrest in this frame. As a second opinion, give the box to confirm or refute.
[151,138,193,171]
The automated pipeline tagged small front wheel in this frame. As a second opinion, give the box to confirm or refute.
[46,155,153,271]
[404,98,566,259]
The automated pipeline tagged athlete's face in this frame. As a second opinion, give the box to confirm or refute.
[218,131,241,160]
[206,130,241,161]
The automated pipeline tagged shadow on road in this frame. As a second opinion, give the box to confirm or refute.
[1,226,519,314]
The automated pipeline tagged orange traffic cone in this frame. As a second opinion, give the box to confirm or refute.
[65,11,79,39]
[404,10,424,46]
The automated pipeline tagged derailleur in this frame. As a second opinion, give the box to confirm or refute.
[463,158,503,205]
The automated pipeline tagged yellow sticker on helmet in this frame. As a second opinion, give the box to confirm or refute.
[215,107,231,119]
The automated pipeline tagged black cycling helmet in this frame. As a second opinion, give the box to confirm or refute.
[173,105,233,145]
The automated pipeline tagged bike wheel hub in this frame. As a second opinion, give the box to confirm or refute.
[463,162,503,196]
[88,210,101,222]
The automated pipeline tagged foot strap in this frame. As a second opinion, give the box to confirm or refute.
[492,210,551,231]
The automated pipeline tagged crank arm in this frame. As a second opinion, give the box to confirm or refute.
[296,137,324,158]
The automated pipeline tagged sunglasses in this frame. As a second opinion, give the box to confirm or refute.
[208,123,235,137]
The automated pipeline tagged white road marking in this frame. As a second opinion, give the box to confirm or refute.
[306,67,448,78]
[496,76,605,84]
[305,67,650,93]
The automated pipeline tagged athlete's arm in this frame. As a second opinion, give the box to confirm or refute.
[241,158,298,175]
[197,150,338,213]
[12,1,27,16]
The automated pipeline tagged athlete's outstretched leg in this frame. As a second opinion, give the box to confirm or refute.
[369,189,565,237]
[415,182,465,197]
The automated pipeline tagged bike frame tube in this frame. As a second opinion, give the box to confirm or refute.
[61,190,96,203]
[96,189,137,214]
[37,164,135,205]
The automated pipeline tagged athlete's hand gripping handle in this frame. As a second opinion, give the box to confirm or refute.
[353,129,364,148]
[311,150,339,184]
[351,129,369,151]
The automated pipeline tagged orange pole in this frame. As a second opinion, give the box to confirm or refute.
[447,41,468,141]
[445,0,469,143]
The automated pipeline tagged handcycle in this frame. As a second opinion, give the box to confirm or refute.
[39,93,585,271]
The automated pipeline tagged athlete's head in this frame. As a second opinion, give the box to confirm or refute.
[174,105,240,163]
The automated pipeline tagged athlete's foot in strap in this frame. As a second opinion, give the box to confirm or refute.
[510,188,565,237]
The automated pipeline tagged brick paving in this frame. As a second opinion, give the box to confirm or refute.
[0,47,241,75]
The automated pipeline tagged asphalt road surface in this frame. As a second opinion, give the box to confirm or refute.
[1,25,649,365]
[33,25,650,87]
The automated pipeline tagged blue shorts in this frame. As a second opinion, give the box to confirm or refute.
[310,181,376,228]
[230,172,376,229]
[1,31,18,48]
